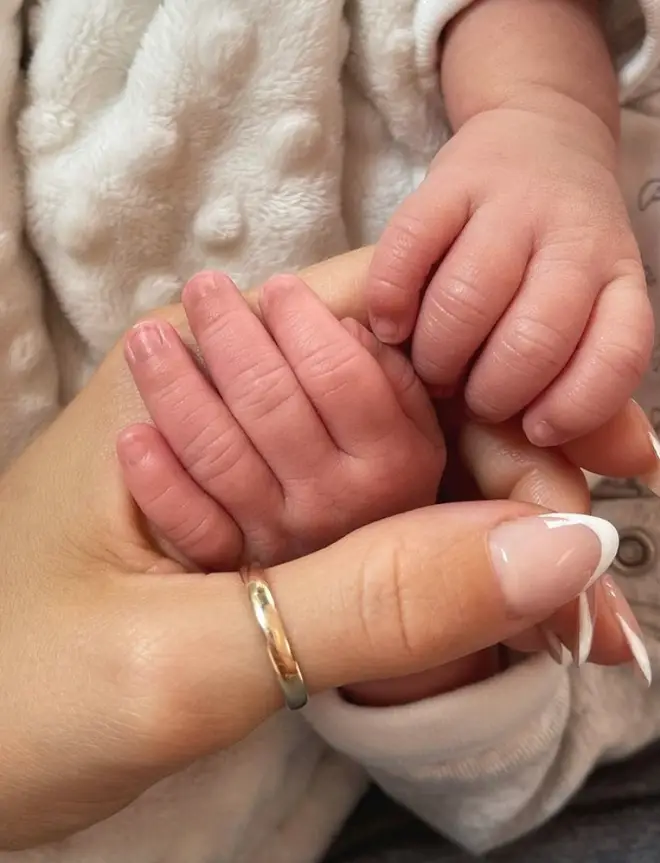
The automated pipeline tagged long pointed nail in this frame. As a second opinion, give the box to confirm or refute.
[629,401,660,497]
[638,427,660,497]
[574,587,597,666]
[540,626,572,666]
[489,513,618,619]
[601,574,652,686]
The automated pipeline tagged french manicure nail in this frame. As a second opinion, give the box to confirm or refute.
[638,427,660,497]
[601,574,652,686]
[574,587,598,666]
[629,400,660,497]
[489,513,619,618]
[540,625,572,666]
[127,321,167,362]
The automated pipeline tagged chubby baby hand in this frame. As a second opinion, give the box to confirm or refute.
[117,272,445,570]
[368,104,654,446]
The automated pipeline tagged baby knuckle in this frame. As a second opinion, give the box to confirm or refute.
[412,279,488,382]
[412,343,449,384]
[500,315,571,372]
[593,332,651,386]
[228,360,299,422]
[430,272,491,331]
[186,423,246,481]
[370,220,432,301]
[613,256,646,284]
[296,340,363,389]
[194,305,242,345]
[148,368,192,409]
[382,214,428,264]
[166,512,212,549]
[169,512,238,567]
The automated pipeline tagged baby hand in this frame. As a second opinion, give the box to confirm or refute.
[367,105,654,446]
[117,273,445,570]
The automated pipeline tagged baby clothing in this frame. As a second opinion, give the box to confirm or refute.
[2,1,660,861]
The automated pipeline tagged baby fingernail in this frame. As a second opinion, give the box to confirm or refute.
[370,317,400,344]
[184,271,222,303]
[601,574,652,686]
[117,428,150,467]
[127,321,167,361]
[489,513,618,618]
[525,420,559,447]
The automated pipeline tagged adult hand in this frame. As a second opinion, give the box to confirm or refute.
[344,406,655,706]
[0,249,655,850]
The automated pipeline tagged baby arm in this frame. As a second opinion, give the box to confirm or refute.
[368,0,653,446]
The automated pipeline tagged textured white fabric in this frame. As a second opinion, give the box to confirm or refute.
[1,1,660,862]
[0,0,58,469]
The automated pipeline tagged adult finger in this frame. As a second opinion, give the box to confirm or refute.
[461,419,649,671]
[113,502,619,761]
[506,575,651,678]
[461,400,660,497]
[460,418,590,513]
[560,399,660,492]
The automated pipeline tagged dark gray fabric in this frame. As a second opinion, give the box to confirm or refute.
[326,743,660,863]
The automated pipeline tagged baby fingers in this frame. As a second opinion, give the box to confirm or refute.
[116,423,243,569]
[367,176,470,345]
[523,269,653,446]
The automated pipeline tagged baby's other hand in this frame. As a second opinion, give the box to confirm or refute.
[117,273,445,570]
[367,105,654,446]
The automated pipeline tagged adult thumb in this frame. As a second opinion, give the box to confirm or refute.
[115,501,618,759]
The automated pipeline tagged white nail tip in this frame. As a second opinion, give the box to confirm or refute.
[542,627,572,666]
[539,513,619,588]
[638,431,660,497]
[576,592,594,666]
[616,613,653,686]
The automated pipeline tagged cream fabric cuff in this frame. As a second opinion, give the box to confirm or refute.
[305,653,564,771]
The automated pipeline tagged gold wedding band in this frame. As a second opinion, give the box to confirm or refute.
[240,564,308,711]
